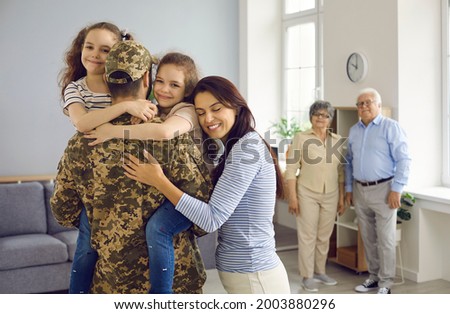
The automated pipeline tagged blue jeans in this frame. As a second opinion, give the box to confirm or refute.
[69,207,98,293]
[146,199,192,294]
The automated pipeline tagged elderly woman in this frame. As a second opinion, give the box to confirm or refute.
[285,100,345,292]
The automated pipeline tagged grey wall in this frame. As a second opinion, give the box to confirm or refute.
[0,0,239,176]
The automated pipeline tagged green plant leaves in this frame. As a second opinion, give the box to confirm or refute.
[271,117,303,139]
[398,192,416,221]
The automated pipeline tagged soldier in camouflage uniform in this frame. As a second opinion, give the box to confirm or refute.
[51,41,212,293]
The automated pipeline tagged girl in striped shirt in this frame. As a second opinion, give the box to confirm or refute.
[59,22,157,293]
[60,22,156,133]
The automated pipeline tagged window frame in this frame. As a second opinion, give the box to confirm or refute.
[443,0,450,186]
[282,0,324,18]
[281,0,323,128]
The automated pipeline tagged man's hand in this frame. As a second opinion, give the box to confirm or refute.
[388,191,401,209]
[345,192,353,208]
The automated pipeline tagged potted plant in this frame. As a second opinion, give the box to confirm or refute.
[397,192,416,222]
[271,117,304,160]
[271,117,303,140]
[396,192,416,243]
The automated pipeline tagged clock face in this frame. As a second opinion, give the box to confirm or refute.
[346,52,367,82]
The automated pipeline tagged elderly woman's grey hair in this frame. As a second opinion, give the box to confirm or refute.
[309,100,335,122]
[357,87,382,105]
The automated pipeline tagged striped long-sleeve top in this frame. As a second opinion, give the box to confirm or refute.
[176,131,281,273]
[63,77,112,115]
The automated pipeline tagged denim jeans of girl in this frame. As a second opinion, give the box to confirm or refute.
[146,199,192,293]
[69,207,98,293]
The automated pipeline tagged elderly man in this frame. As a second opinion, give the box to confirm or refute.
[345,88,411,294]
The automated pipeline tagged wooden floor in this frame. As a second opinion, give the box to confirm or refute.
[274,222,299,251]
[204,224,450,294]
[280,249,450,294]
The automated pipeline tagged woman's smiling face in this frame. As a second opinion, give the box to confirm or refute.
[194,91,237,142]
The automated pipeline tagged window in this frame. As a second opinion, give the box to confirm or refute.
[444,0,450,186]
[282,0,323,131]
[284,0,315,14]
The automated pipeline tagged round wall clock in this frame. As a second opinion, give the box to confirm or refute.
[346,52,368,82]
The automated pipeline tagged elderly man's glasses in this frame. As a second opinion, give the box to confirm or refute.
[312,113,330,119]
[356,99,376,108]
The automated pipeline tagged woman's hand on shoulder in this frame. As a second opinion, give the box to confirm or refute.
[123,150,165,188]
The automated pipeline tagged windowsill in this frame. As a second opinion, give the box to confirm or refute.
[406,186,450,206]
[278,157,450,208]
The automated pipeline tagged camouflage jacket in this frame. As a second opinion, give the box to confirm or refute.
[51,115,213,293]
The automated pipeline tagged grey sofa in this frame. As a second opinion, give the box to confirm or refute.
[0,181,77,293]
[0,180,216,294]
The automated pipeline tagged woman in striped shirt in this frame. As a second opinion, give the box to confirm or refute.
[124,76,291,294]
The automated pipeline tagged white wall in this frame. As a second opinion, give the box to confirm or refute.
[0,0,239,176]
[405,198,450,282]
[323,0,398,110]
[324,0,442,190]
[397,0,442,188]
[239,0,282,140]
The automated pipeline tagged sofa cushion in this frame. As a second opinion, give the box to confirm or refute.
[0,182,47,237]
[0,234,69,270]
[43,182,76,234]
[52,230,78,261]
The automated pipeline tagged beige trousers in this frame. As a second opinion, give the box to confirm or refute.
[296,185,338,278]
[218,262,291,294]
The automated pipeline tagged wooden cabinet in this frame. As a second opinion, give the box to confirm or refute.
[327,107,366,272]
[329,206,368,273]
[329,107,359,138]
[329,106,391,137]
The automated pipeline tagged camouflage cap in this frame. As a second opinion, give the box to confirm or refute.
[105,41,155,84]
